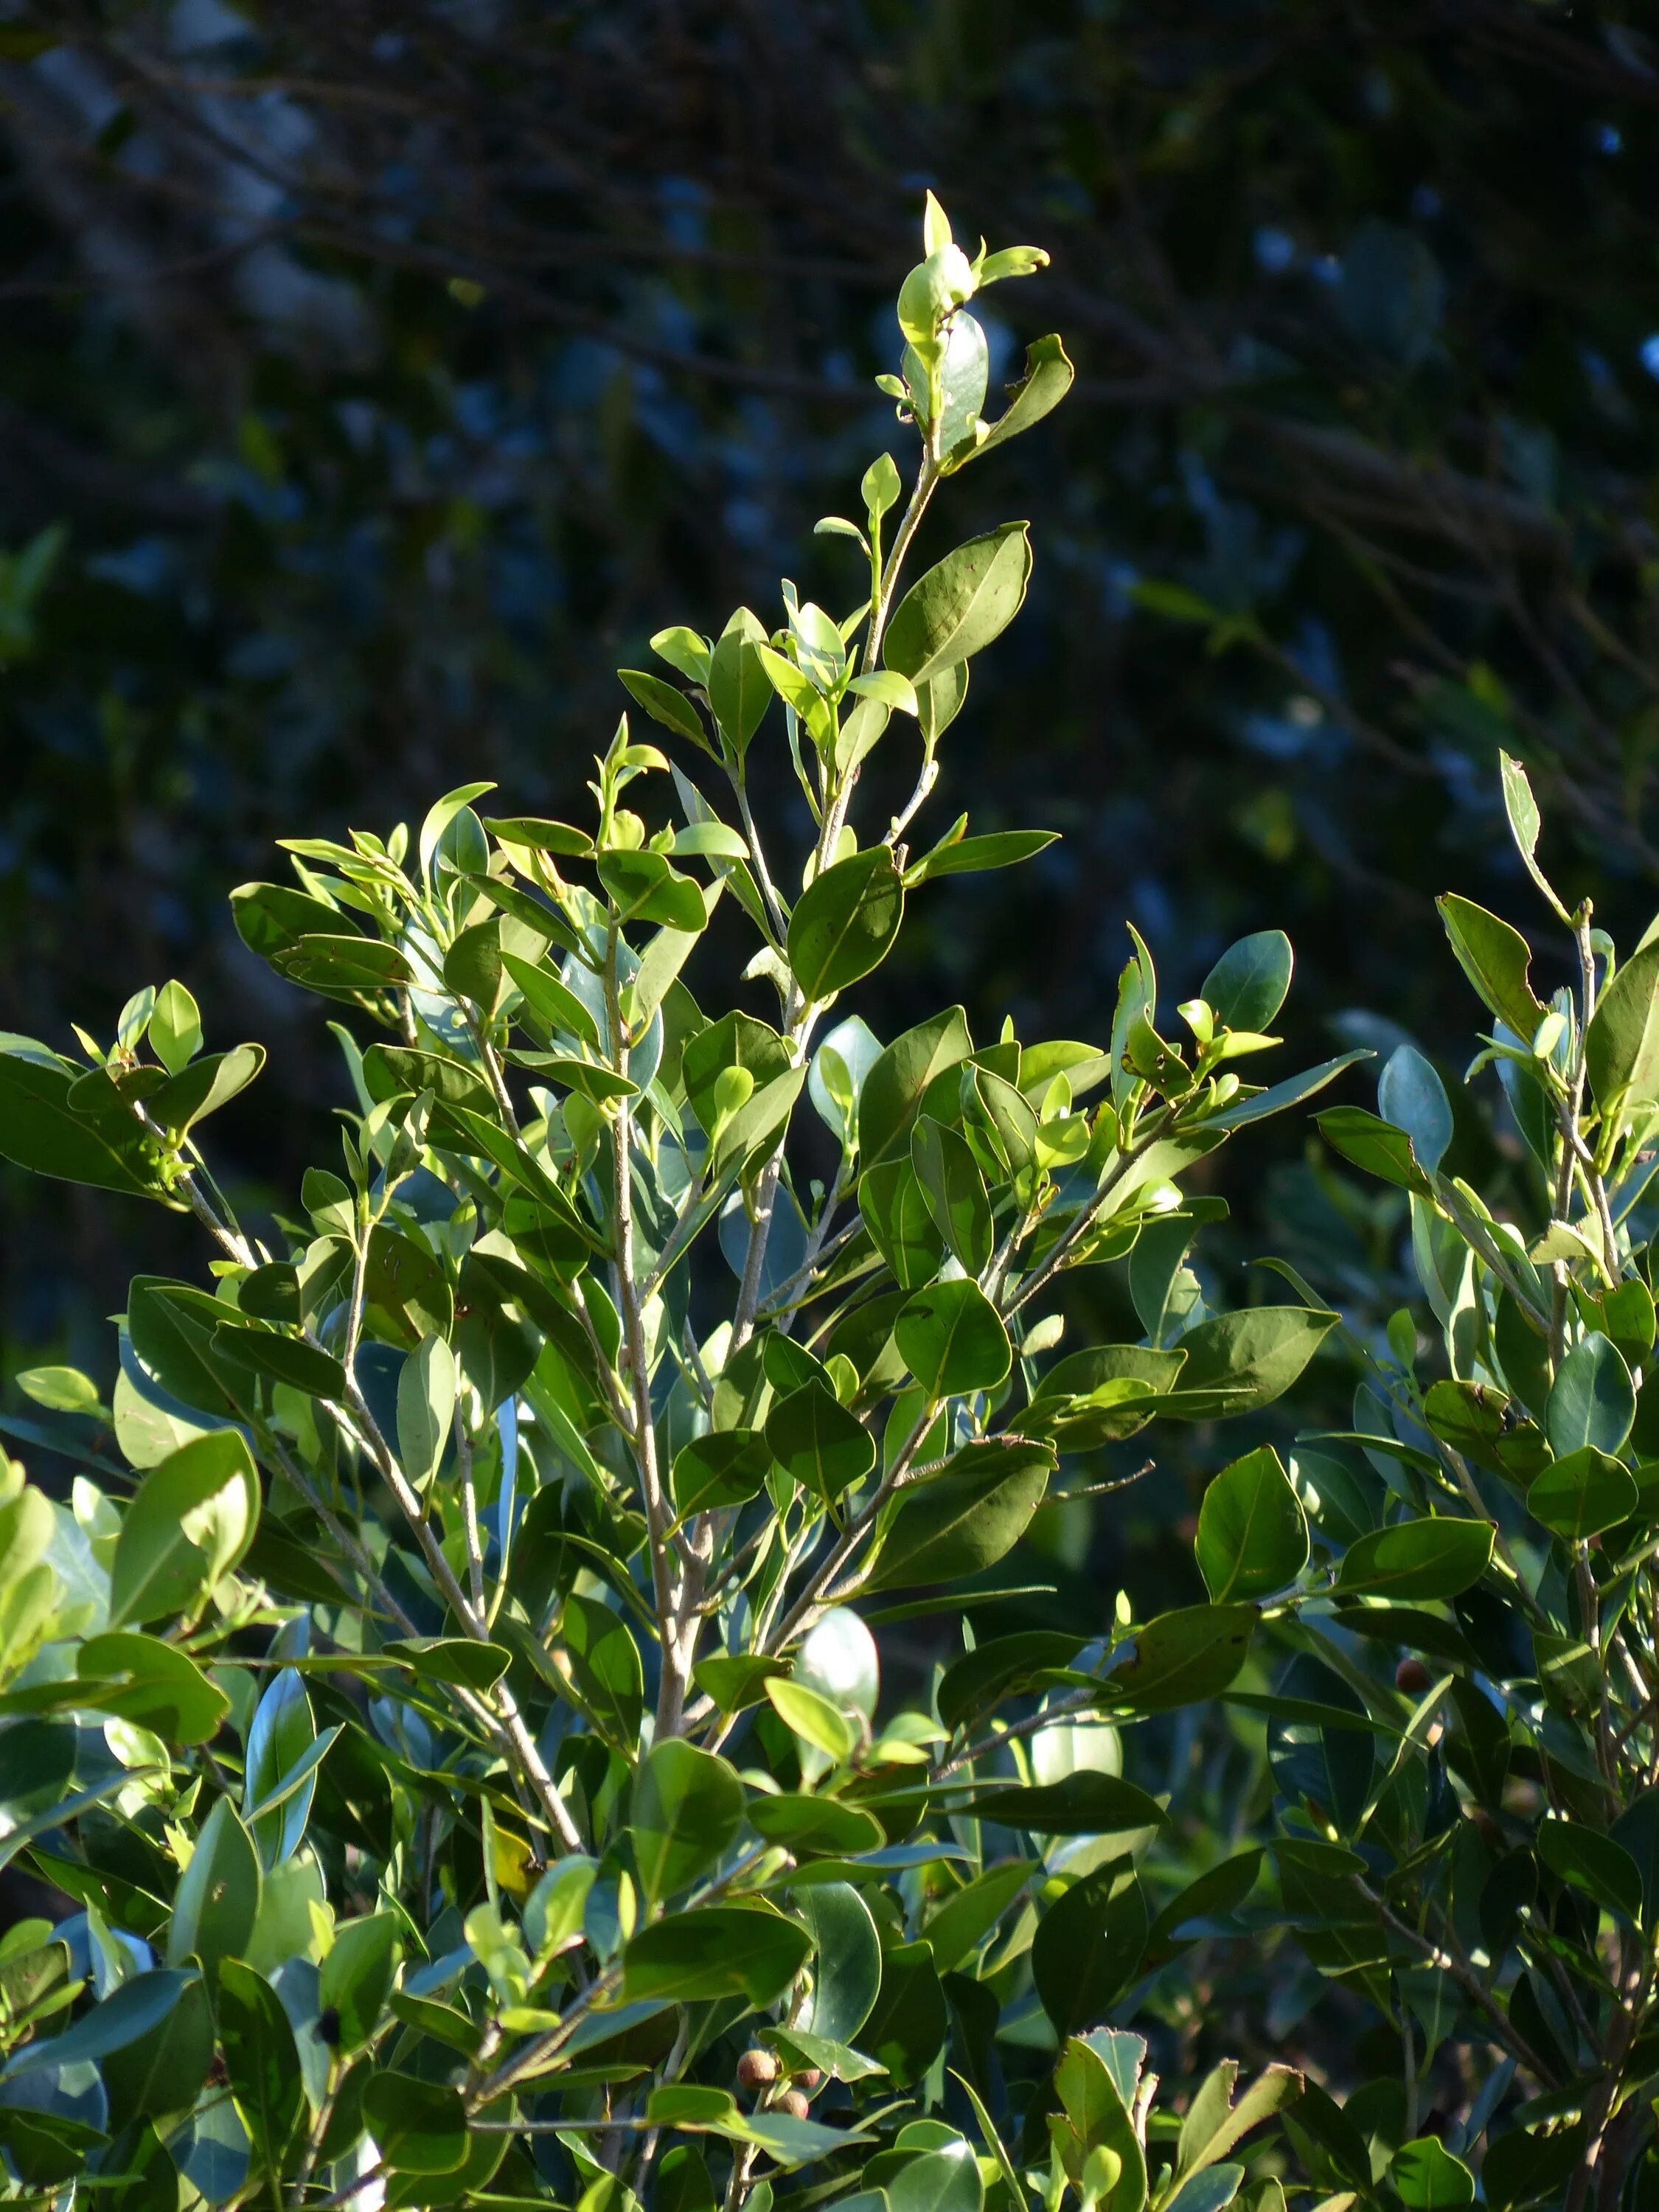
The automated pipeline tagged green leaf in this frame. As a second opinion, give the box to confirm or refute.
[1499,752,1571,923]
[14,1363,102,1414]
[1201,932,1293,1032]
[910,1116,992,1276]
[149,980,202,1074]
[961,1772,1167,1837]
[1537,1818,1643,1924]
[0,1042,161,1197]
[936,1631,1085,1733]
[788,848,905,999]
[1102,1604,1259,1713]
[385,1637,512,1693]
[765,1677,858,1764]
[889,2147,984,2212]
[76,1631,230,1744]
[561,1590,644,1747]
[747,1794,886,1857]
[796,1880,882,2044]
[397,1332,456,1489]
[1160,1307,1336,1422]
[1547,1332,1635,1456]
[765,1381,876,1504]
[905,830,1057,885]
[1315,1105,1435,1195]
[864,1439,1053,1590]
[109,1429,260,1628]
[1195,1446,1309,1602]
[1033,1868,1146,2035]
[596,850,707,933]
[622,1903,812,2004]
[1587,937,1659,1124]
[218,1958,306,2181]
[618,668,714,752]
[5,1966,194,2076]
[0,1484,55,1596]
[671,1429,773,1517]
[961,333,1074,464]
[862,1158,947,1290]
[860,1008,974,1168]
[318,1912,401,2053]
[1527,1446,1638,1539]
[858,1941,947,2088]
[362,2073,467,2175]
[165,1795,261,1975]
[894,1279,1011,1397]
[1336,1517,1495,1599]
[1391,2138,1476,2211]
[1175,2061,1303,2179]
[630,1740,745,1908]
[243,1665,326,1863]
[1437,894,1544,1040]
[885,523,1033,686]
[212,1321,346,1400]
[708,607,771,758]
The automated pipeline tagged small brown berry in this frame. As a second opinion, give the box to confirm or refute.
[1395,1658,1433,1695]
[794,2067,823,2092]
[1175,1514,1200,1546]
[736,2048,779,2091]
[779,2089,810,2121]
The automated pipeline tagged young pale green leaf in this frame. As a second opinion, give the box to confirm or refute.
[149,979,202,1075]
[953,333,1074,468]
[707,605,771,757]
[650,624,712,686]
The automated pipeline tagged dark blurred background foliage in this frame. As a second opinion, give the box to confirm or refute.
[6,0,1659,1579]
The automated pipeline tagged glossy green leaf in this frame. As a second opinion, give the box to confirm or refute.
[1336,1517,1495,1599]
[1102,1604,1259,1713]
[1437,894,1544,1040]
[884,523,1032,686]
[894,1279,1011,1398]
[1527,1446,1638,1539]
[166,1795,260,1974]
[1547,1332,1635,1456]
[631,1739,745,1907]
[864,1439,1053,1590]
[765,1381,875,1504]
[796,1879,882,2044]
[1195,1446,1309,1601]
[362,2073,467,2175]
[622,1904,812,2004]
[788,847,905,999]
